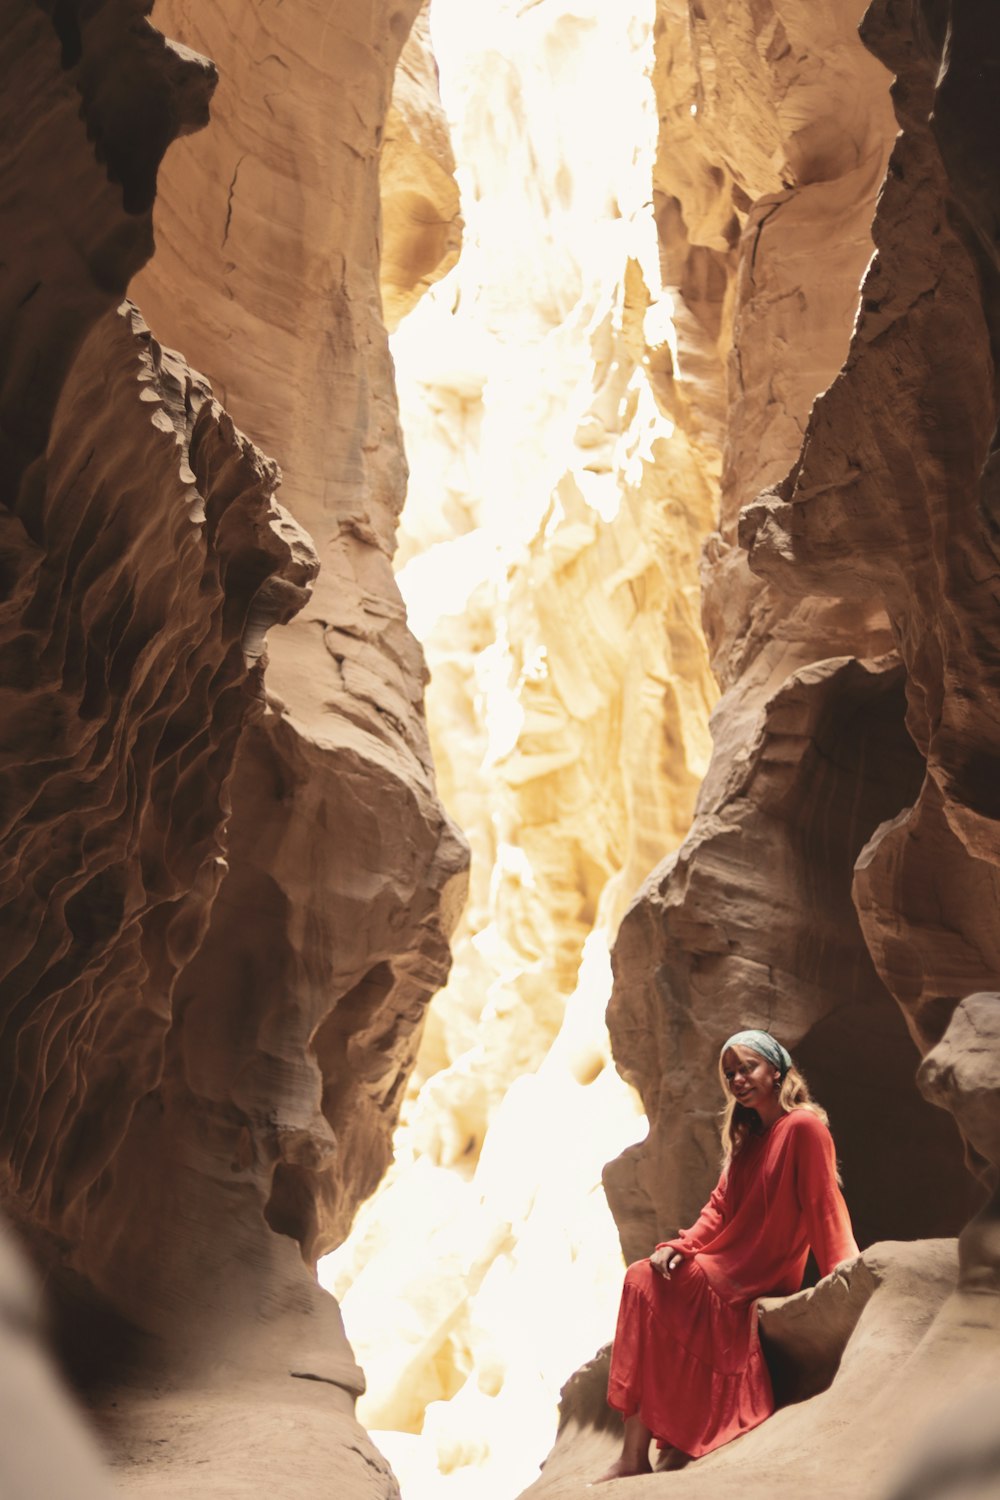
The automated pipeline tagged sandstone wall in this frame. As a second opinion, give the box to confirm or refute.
[1,1,465,1492]
[381,7,463,331]
[604,0,980,1264]
[131,0,469,1267]
[522,4,1000,1492]
[7,0,999,1495]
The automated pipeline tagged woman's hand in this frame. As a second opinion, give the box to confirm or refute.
[649,1246,685,1279]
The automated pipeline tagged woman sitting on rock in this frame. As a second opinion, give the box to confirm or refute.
[598,1029,858,1479]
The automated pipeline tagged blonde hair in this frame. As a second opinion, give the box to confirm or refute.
[718,1052,828,1165]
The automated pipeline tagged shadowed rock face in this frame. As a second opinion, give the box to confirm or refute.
[919,993,1000,1291]
[130,0,470,1272]
[0,3,215,501]
[0,1221,114,1500]
[605,0,981,1264]
[0,3,322,1314]
[1,1,464,1487]
[0,300,317,1299]
[743,2,1000,1066]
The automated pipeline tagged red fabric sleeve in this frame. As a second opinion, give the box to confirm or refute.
[793,1115,859,1277]
[654,1170,730,1256]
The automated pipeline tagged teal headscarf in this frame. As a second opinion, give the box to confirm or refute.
[721,1029,792,1079]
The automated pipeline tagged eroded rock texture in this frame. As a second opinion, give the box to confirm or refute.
[2,298,319,1308]
[919,993,1000,1291]
[381,6,463,331]
[522,1238,1000,1500]
[2,1,464,1494]
[1,0,278,1290]
[131,0,469,1269]
[604,0,980,1265]
[743,0,1000,1065]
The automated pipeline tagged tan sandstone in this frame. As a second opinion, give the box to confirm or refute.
[604,0,978,1269]
[5,0,1000,1496]
[1,0,464,1494]
[548,0,1000,1495]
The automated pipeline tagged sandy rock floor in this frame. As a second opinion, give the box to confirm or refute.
[518,1241,1000,1500]
[96,1375,399,1500]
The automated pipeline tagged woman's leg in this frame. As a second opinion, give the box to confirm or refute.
[595,1413,654,1482]
[600,1262,659,1478]
[601,1262,659,1478]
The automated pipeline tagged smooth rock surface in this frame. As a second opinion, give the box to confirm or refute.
[0,1221,113,1500]
[519,1241,989,1500]
[919,993,1000,1294]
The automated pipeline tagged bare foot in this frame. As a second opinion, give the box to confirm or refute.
[593,1456,654,1483]
[654,1447,692,1473]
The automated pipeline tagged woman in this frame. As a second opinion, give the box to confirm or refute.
[598,1029,858,1479]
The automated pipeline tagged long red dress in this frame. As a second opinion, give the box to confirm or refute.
[607,1109,858,1457]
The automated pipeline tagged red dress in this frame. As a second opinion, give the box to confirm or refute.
[607,1109,858,1457]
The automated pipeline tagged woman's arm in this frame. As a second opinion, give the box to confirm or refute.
[794,1115,859,1277]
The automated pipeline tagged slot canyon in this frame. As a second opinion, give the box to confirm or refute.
[1,1,999,1498]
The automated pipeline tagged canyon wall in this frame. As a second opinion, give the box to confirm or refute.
[131,0,469,1272]
[604,0,981,1263]
[1,1,464,1492]
[5,0,999,1496]
[524,2,1000,1493]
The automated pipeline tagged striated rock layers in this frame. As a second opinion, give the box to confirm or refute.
[1,1,464,1495]
[321,4,723,1491]
[534,1,1000,1495]
[744,0,1000,1075]
[604,0,983,1266]
[131,0,468,1266]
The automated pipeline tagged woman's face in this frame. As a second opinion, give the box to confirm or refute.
[722,1046,779,1108]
